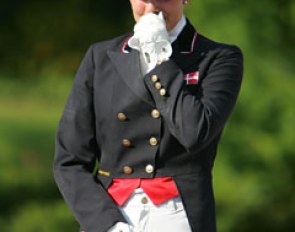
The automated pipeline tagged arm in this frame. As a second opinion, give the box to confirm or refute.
[144,46,243,153]
[53,46,127,232]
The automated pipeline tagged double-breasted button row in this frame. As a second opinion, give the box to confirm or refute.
[119,109,160,121]
[119,110,160,120]
[122,164,154,175]
[122,137,158,147]
[150,74,166,96]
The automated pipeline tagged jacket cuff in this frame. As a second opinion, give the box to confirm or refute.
[144,60,183,111]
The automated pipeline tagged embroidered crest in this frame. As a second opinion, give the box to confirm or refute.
[183,71,199,85]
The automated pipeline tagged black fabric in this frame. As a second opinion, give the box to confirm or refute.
[54,20,243,232]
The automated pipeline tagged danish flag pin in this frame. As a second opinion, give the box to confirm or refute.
[183,71,199,85]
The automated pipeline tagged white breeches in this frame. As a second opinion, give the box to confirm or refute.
[119,188,192,232]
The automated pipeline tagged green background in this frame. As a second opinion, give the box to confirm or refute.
[0,0,294,231]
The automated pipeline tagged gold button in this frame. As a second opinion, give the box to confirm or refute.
[149,137,158,146]
[117,113,127,121]
[155,82,162,90]
[123,166,133,175]
[151,75,158,83]
[151,109,160,119]
[141,197,148,204]
[145,164,154,174]
[159,88,166,96]
[122,139,132,147]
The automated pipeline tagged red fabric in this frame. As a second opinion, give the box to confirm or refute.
[183,71,199,85]
[108,177,179,206]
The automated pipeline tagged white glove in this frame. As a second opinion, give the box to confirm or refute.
[107,222,133,232]
[128,12,172,74]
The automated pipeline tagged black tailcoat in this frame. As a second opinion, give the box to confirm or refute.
[54,20,243,232]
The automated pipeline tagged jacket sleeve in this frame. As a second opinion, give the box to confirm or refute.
[53,45,127,232]
[144,46,243,153]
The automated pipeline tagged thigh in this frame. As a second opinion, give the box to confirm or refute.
[148,197,192,232]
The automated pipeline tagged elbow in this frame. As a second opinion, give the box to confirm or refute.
[180,112,224,153]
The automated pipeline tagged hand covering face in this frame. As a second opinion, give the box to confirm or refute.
[129,12,172,74]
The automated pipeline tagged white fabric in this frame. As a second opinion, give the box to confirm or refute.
[107,222,133,232]
[115,188,192,232]
[168,15,186,43]
[128,12,172,75]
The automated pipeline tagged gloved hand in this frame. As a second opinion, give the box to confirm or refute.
[107,222,133,232]
[129,12,172,74]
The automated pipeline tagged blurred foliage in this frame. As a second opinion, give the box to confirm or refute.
[0,0,131,76]
[9,201,78,232]
[0,0,294,232]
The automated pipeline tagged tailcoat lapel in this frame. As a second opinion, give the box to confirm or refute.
[107,49,155,106]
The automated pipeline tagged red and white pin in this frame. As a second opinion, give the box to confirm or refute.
[183,71,199,85]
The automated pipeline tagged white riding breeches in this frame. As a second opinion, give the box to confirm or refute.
[118,188,192,232]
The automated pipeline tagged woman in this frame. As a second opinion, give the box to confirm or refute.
[54,0,243,232]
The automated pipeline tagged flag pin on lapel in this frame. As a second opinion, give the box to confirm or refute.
[183,71,199,85]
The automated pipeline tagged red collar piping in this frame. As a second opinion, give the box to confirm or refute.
[179,32,198,54]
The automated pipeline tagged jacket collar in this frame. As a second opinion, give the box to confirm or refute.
[171,19,198,54]
[170,20,207,72]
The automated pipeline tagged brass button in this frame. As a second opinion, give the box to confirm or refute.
[123,166,133,175]
[141,197,148,204]
[155,82,162,90]
[145,164,154,174]
[151,109,160,119]
[159,88,166,96]
[151,75,158,83]
[117,113,127,121]
[149,137,158,146]
[122,139,132,147]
